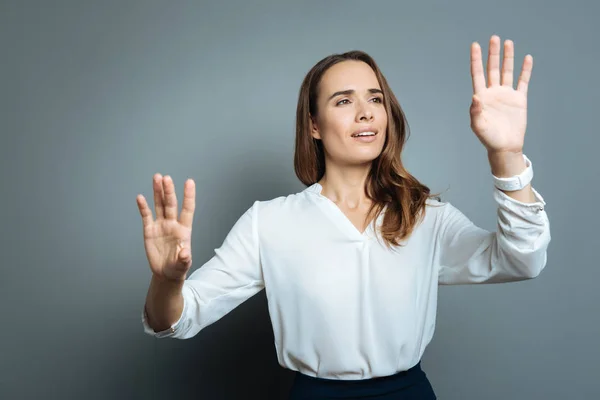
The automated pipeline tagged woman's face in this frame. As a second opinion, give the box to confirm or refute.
[311,60,387,166]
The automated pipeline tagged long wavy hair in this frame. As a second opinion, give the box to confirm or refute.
[294,50,445,248]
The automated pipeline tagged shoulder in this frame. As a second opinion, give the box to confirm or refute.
[424,196,451,215]
[420,196,455,233]
[252,187,318,220]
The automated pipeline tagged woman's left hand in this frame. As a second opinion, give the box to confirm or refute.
[469,35,533,154]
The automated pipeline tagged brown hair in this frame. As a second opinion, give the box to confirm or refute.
[294,50,445,248]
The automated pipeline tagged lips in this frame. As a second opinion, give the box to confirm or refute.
[351,127,378,137]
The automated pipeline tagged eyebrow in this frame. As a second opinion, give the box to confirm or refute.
[327,88,383,101]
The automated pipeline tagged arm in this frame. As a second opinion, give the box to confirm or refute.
[438,36,552,284]
[142,200,264,339]
[437,180,550,285]
[143,274,184,334]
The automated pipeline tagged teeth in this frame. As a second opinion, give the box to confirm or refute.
[353,131,375,137]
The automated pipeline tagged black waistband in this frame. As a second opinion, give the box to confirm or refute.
[289,362,432,399]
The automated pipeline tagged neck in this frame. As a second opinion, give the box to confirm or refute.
[318,162,372,208]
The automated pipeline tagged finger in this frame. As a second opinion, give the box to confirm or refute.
[470,42,486,94]
[470,94,482,116]
[163,175,178,220]
[177,241,192,265]
[153,173,165,219]
[136,194,154,228]
[516,54,533,95]
[487,35,501,87]
[501,39,514,87]
[179,179,196,228]
[179,247,191,262]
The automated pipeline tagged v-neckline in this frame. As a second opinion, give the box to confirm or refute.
[307,182,381,240]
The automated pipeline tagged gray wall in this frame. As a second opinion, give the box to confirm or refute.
[1,0,597,399]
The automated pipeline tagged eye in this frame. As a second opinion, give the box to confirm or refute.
[335,97,383,106]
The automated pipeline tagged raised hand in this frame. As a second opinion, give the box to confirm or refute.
[136,174,196,282]
[469,35,533,154]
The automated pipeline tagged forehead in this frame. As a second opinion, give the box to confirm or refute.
[319,60,380,93]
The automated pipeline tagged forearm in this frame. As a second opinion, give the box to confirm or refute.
[488,150,537,203]
[144,274,185,332]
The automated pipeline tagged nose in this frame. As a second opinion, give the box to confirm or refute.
[357,106,373,122]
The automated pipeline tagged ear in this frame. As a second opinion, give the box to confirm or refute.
[309,114,321,140]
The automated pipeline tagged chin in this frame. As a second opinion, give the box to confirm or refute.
[348,150,383,165]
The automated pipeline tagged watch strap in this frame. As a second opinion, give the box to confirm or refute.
[492,154,533,191]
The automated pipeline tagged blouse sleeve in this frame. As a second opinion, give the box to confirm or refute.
[142,200,264,339]
[437,186,551,285]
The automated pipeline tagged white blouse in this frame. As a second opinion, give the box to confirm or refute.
[142,178,550,380]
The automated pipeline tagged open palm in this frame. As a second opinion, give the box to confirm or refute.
[136,174,196,282]
[469,35,533,154]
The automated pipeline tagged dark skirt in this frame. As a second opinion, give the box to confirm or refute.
[288,361,437,399]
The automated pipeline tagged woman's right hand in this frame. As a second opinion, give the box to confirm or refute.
[136,174,196,282]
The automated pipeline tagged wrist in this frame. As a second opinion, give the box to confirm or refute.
[152,272,186,287]
[487,150,526,178]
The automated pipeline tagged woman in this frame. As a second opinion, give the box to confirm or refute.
[137,35,550,399]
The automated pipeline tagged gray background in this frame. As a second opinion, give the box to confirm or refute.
[1,0,597,399]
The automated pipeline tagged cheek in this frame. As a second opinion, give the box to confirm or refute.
[323,112,354,138]
[377,110,388,136]
[377,108,388,124]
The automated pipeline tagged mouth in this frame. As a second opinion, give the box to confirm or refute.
[351,130,378,138]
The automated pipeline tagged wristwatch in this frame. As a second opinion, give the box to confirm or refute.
[492,154,533,191]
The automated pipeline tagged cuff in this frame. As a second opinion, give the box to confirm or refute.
[493,185,547,217]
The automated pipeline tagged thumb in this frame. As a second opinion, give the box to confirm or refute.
[470,94,482,115]
[179,247,191,262]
